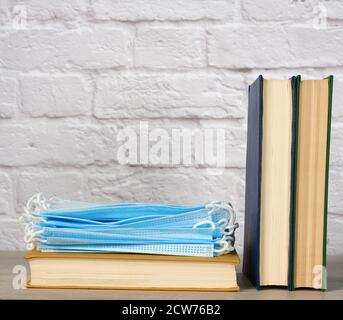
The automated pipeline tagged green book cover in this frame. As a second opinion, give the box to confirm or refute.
[288,75,301,291]
[322,75,334,290]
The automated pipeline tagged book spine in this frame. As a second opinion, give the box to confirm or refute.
[322,75,334,291]
[288,75,300,291]
[242,75,263,289]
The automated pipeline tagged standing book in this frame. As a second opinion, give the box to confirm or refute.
[292,76,333,290]
[243,75,333,290]
[243,75,298,289]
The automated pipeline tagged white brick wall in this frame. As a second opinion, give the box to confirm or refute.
[0,0,342,255]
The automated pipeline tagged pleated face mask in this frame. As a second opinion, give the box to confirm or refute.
[20,193,238,257]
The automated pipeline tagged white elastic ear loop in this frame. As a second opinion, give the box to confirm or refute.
[206,201,235,218]
[205,201,219,215]
[216,218,228,227]
[24,230,43,250]
[24,229,43,244]
[212,202,238,236]
[209,201,238,228]
[214,239,229,254]
[193,220,216,229]
[26,243,35,251]
[20,193,48,247]
[25,192,50,214]
[224,222,239,236]
[227,202,237,227]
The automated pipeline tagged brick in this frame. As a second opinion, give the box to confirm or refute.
[0,123,118,167]
[332,76,343,119]
[0,172,13,217]
[328,167,343,215]
[208,25,291,68]
[327,214,343,255]
[208,25,343,68]
[326,1,343,21]
[0,28,130,71]
[0,76,17,118]
[330,123,343,167]
[94,72,244,119]
[18,171,84,207]
[21,75,92,117]
[135,27,205,68]
[241,0,317,22]
[242,0,343,23]
[0,221,24,250]
[0,4,7,25]
[7,0,86,22]
[90,0,234,21]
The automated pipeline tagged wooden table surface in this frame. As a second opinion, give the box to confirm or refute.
[0,251,342,300]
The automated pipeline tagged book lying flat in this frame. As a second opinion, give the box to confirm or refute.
[25,250,240,291]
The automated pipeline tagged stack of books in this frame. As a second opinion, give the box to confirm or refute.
[243,75,333,290]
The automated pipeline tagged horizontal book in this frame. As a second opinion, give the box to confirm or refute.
[25,250,240,292]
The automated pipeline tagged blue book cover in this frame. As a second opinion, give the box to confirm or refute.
[242,75,263,289]
[243,76,299,290]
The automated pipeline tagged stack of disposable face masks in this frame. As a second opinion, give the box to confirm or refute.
[20,193,238,257]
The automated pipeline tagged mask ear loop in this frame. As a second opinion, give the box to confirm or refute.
[20,193,50,223]
[193,220,216,229]
[20,193,51,251]
[214,235,235,255]
[207,201,238,255]
[24,229,45,251]
[214,239,230,254]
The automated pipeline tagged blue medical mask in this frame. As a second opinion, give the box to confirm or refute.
[36,243,229,257]
[21,193,238,257]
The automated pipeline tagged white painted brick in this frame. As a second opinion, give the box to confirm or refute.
[0,172,13,218]
[0,221,24,250]
[208,25,291,68]
[329,167,343,215]
[5,0,86,22]
[330,123,343,167]
[18,171,84,207]
[332,76,343,119]
[21,75,92,117]
[0,4,7,25]
[241,0,317,22]
[0,28,131,71]
[135,27,205,68]
[242,0,343,23]
[327,214,343,255]
[94,72,244,119]
[87,167,245,211]
[326,1,343,21]
[0,76,17,118]
[0,123,118,167]
[208,25,343,68]
[90,0,235,21]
